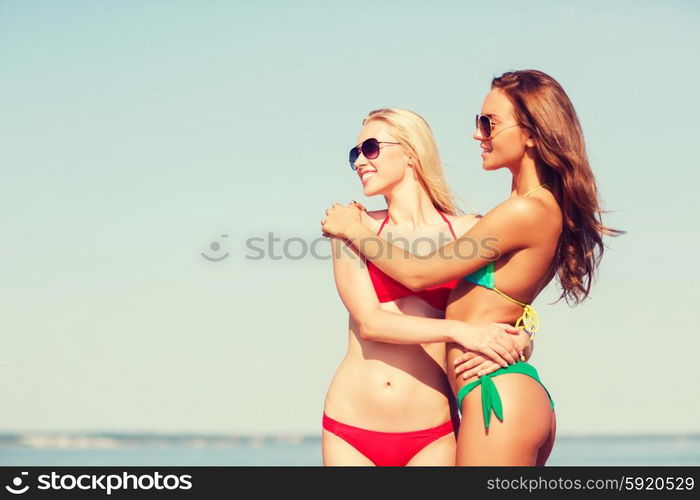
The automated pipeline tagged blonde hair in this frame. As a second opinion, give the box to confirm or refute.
[363,108,461,215]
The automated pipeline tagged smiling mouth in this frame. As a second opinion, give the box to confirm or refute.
[360,171,376,183]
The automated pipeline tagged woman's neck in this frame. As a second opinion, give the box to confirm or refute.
[383,180,439,231]
[510,156,545,197]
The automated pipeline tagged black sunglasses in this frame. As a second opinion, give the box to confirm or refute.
[475,114,519,140]
[348,138,402,170]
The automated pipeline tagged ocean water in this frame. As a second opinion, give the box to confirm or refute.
[1,434,699,466]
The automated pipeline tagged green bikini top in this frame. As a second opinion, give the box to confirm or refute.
[463,261,495,289]
[462,183,549,337]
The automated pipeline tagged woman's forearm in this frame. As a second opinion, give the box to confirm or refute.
[344,223,435,290]
[358,309,464,345]
[337,200,531,291]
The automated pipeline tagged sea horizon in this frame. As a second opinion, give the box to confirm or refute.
[1,431,699,466]
[1,431,698,449]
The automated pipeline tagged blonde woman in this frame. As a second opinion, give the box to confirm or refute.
[321,109,528,466]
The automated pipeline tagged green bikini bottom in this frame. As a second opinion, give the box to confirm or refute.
[456,361,555,430]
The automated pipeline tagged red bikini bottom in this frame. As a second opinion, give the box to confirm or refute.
[322,413,456,466]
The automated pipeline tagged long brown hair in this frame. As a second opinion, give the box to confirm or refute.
[491,70,624,305]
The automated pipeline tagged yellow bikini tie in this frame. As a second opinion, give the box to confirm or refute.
[491,287,541,338]
[522,182,548,197]
[492,286,540,362]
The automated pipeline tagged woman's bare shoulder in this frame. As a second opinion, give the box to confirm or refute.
[446,212,484,237]
[488,195,558,230]
[360,208,388,232]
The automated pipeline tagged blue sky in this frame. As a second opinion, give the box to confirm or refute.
[1,0,698,436]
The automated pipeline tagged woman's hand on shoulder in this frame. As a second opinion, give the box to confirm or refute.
[320,201,366,239]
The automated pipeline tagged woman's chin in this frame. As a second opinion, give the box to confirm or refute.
[481,160,501,171]
[362,184,380,197]
[363,178,394,197]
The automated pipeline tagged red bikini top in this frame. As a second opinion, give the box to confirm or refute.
[367,210,459,311]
